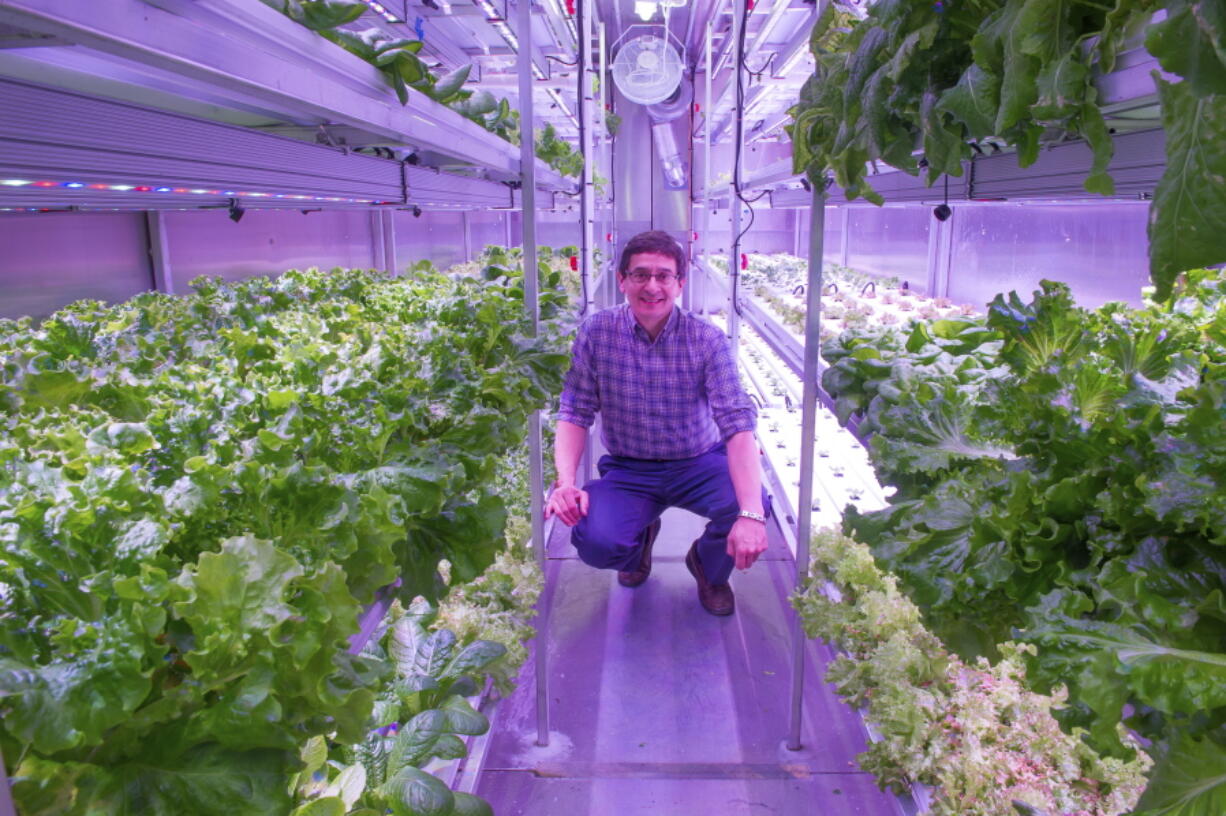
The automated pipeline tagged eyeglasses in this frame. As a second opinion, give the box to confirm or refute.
[625,270,681,285]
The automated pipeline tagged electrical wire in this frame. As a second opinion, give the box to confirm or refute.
[547,54,578,67]
[730,0,753,317]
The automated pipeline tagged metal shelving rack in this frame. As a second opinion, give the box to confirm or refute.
[0,0,576,212]
[0,0,571,811]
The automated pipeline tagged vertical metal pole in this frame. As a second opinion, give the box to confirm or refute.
[578,0,596,489]
[382,210,398,275]
[698,18,713,315]
[518,0,549,749]
[370,210,386,271]
[146,211,174,294]
[839,207,850,268]
[726,0,743,350]
[580,0,596,315]
[462,210,472,262]
[936,207,954,299]
[787,184,825,751]
[597,19,610,301]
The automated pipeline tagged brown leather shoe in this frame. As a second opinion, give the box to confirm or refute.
[618,518,661,588]
[684,541,734,616]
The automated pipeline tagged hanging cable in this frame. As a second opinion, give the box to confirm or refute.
[730,0,753,317]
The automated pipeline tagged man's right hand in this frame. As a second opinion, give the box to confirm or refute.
[545,484,589,526]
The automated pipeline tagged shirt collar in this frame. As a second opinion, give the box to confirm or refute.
[622,302,682,344]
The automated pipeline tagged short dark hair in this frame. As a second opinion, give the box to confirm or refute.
[618,230,686,280]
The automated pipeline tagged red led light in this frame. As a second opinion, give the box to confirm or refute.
[89,184,108,190]
[740,253,748,270]
[134,186,152,192]
[569,256,578,271]
[34,181,55,187]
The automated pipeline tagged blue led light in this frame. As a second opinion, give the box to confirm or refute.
[155,186,172,192]
[63,182,86,188]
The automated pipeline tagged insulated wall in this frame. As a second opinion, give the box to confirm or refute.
[945,202,1150,308]
[466,210,513,259]
[506,211,583,252]
[797,201,1152,306]
[396,210,468,271]
[698,207,799,256]
[0,212,152,320]
[844,207,931,292]
[163,210,376,283]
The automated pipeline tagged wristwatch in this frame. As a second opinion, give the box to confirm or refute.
[737,509,767,523]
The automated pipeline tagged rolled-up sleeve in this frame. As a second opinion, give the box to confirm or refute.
[704,333,757,439]
[556,324,599,428]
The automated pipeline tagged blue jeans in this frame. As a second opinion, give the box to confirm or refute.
[571,444,771,586]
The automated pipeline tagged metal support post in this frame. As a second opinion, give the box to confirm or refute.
[578,0,596,489]
[518,0,549,749]
[787,185,826,751]
[726,0,744,351]
[462,210,472,262]
[698,17,713,315]
[935,209,954,298]
[382,209,397,275]
[145,211,174,294]
[370,210,386,271]
[839,207,850,268]
[580,0,596,315]
[597,20,611,300]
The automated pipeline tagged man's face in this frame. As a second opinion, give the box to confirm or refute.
[618,251,684,328]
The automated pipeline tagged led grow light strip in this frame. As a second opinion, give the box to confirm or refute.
[0,178,379,205]
[474,0,548,80]
[545,86,575,121]
[362,0,405,23]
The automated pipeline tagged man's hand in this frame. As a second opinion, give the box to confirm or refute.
[727,516,767,570]
[545,484,589,527]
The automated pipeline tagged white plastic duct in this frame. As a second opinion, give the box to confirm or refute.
[646,76,692,189]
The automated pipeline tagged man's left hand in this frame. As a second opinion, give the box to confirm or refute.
[727,517,767,571]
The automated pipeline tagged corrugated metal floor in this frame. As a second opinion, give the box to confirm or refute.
[474,506,902,816]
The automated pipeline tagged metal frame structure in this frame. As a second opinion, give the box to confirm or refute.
[0,0,575,193]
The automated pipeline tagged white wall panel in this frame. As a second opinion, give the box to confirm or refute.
[0,212,151,320]
[396,210,466,272]
[163,209,375,282]
[467,211,510,258]
[947,202,1150,308]
[846,207,931,292]
[795,205,858,269]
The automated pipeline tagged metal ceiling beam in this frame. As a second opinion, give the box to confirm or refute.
[709,1,812,141]
[0,0,569,189]
[0,76,519,211]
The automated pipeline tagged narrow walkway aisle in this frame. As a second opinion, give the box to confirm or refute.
[475,506,903,816]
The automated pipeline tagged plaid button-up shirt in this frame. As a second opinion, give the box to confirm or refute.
[557,303,757,460]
